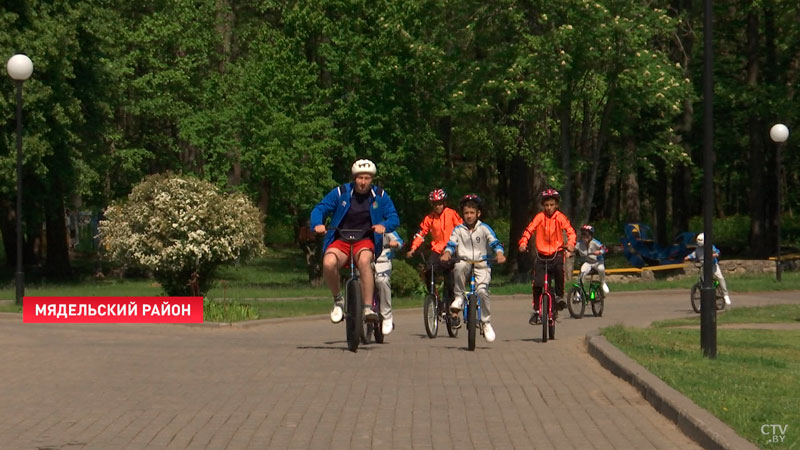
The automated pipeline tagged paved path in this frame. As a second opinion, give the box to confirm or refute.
[0,290,797,450]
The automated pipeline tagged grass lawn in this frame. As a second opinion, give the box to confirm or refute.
[604,323,799,449]
[653,304,800,328]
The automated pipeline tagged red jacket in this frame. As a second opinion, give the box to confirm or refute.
[518,211,576,255]
[410,207,462,254]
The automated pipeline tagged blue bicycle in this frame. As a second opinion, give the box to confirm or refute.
[456,257,492,351]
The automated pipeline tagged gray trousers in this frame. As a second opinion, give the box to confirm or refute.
[453,261,492,323]
[579,262,606,285]
[712,264,729,296]
[375,272,393,320]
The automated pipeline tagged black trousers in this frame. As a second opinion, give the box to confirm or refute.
[532,251,565,311]
[425,251,456,302]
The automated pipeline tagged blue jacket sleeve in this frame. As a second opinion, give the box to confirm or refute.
[393,231,404,248]
[484,224,505,254]
[379,193,400,232]
[310,188,339,227]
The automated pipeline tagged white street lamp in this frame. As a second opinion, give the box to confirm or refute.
[769,123,789,282]
[7,54,33,305]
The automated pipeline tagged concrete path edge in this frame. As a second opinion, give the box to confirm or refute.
[585,329,758,450]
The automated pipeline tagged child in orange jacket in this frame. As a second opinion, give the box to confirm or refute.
[407,188,462,323]
[518,188,576,325]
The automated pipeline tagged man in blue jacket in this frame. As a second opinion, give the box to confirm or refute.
[311,159,400,324]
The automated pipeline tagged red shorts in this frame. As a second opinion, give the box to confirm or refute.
[327,239,375,260]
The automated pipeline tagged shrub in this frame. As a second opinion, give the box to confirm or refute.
[99,174,266,296]
[390,258,422,297]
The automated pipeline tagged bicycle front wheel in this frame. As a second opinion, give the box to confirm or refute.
[423,293,438,338]
[591,289,605,317]
[541,293,550,343]
[690,282,701,313]
[715,284,726,311]
[467,294,477,351]
[567,286,585,319]
[374,316,384,343]
[345,279,363,352]
[445,309,459,337]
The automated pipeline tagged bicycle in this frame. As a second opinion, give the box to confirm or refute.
[422,253,459,339]
[530,250,563,343]
[363,242,394,345]
[333,228,370,352]
[566,268,605,319]
[362,288,385,344]
[454,257,495,351]
[689,262,725,313]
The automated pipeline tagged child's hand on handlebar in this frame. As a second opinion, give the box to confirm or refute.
[406,250,415,258]
[440,252,451,262]
[313,224,326,234]
[371,224,386,234]
[518,243,528,253]
[496,253,506,264]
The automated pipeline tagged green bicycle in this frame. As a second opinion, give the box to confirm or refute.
[566,269,605,319]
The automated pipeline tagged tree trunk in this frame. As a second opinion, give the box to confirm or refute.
[258,179,270,217]
[558,90,573,218]
[579,82,614,226]
[621,138,640,223]
[509,155,532,282]
[654,159,669,244]
[45,199,71,277]
[745,10,772,257]
[0,201,16,267]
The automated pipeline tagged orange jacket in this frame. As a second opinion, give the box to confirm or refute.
[518,211,576,255]
[410,207,462,254]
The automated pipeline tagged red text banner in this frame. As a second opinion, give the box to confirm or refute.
[23,297,204,323]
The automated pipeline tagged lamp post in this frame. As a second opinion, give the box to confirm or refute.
[770,123,789,282]
[700,0,716,358]
[7,54,33,306]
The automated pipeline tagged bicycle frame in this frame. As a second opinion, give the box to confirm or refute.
[532,250,561,342]
[461,263,482,324]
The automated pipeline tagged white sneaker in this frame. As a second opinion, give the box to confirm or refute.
[449,297,464,313]
[364,306,378,322]
[382,318,393,335]
[482,322,495,342]
[724,295,731,305]
[330,301,344,323]
[602,283,610,294]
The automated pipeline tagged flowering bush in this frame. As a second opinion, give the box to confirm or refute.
[99,174,265,296]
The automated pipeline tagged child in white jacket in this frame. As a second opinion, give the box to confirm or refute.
[440,194,506,342]
[575,224,610,294]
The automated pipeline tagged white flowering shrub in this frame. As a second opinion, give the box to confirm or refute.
[99,174,265,296]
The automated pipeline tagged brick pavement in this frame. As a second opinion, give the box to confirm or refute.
[0,289,797,449]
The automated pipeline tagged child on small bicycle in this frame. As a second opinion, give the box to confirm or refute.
[407,188,463,323]
[575,224,610,294]
[518,188,576,325]
[374,231,404,335]
[684,233,731,305]
[440,194,506,342]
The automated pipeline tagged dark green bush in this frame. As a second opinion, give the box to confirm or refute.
[390,258,422,297]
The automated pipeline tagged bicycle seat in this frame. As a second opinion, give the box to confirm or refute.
[586,268,599,276]
[338,228,368,243]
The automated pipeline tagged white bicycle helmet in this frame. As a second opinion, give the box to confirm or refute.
[696,233,704,246]
[351,159,377,176]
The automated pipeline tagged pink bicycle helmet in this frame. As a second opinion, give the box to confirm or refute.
[428,189,447,202]
[540,188,560,203]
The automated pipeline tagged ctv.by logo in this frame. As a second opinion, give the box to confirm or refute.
[762,424,788,444]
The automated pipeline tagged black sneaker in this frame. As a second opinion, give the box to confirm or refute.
[529,311,541,325]
[556,297,567,311]
[450,315,461,329]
